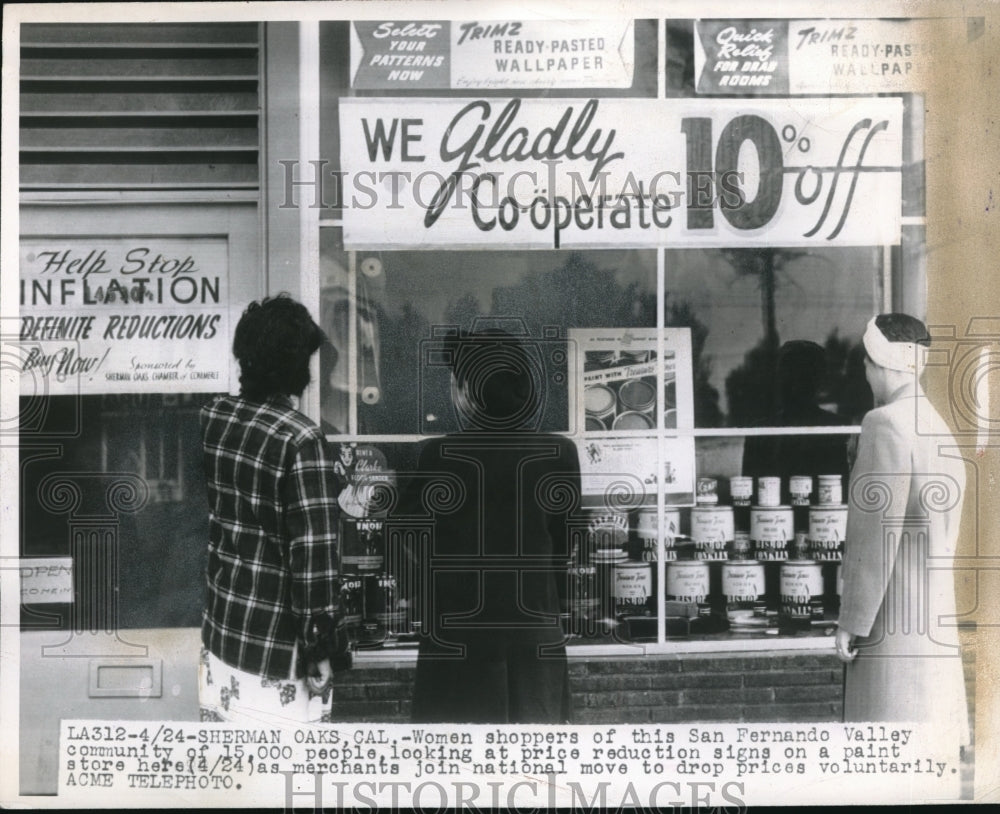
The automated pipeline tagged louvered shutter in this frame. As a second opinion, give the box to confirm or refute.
[20,22,260,191]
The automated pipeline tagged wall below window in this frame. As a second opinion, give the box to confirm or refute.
[329,652,844,724]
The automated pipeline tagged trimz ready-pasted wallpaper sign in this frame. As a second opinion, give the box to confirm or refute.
[350,19,634,90]
[18,237,230,395]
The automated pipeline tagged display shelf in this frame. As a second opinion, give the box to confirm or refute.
[351,631,837,663]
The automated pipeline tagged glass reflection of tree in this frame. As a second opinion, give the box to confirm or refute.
[717,248,814,350]
[361,252,722,434]
[718,248,872,427]
[490,253,652,333]
[718,248,810,426]
[666,298,723,428]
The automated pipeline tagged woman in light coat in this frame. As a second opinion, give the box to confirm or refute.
[836,314,969,754]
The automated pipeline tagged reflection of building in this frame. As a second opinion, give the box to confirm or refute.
[14,16,974,797]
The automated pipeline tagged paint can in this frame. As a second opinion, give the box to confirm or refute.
[757,477,781,508]
[808,504,847,560]
[618,377,657,417]
[585,509,629,552]
[750,506,793,560]
[612,410,655,430]
[696,477,719,505]
[584,384,617,425]
[789,475,813,507]
[780,559,825,623]
[635,507,680,542]
[818,474,843,506]
[593,548,628,620]
[634,507,680,563]
[340,574,364,628]
[691,505,734,560]
[730,476,753,507]
[566,564,599,627]
[666,561,710,605]
[614,560,653,616]
[722,559,767,619]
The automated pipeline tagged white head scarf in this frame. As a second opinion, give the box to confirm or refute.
[862,316,928,373]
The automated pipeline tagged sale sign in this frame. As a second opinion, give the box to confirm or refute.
[337,97,903,249]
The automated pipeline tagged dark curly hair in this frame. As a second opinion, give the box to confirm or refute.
[447,328,541,430]
[232,295,328,400]
[875,313,931,347]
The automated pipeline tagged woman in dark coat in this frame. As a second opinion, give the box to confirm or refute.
[396,327,580,723]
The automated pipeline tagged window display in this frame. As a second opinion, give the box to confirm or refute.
[311,16,923,653]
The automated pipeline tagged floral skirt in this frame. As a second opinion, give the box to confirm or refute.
[198,648,333,725]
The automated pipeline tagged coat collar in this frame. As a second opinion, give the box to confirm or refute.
[886,379,921,404]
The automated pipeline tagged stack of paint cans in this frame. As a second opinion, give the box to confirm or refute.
[623,506,682,625]
[808,474,846,615]
[340,516,388,643]
[564,513,596,635]
[341,517,386,573]
[724,479,767,629]
[613,559,653,617]
[721,557,767,627]
[691,478,732,561]
[750,478,793,561]
[565,562,598,636]
[583,384,617,431]
[789,475,813,537]
[340,573,364,632]
[746,477,789,615]
[665,559,711,620]
[585,509,629,623]
[729,475,753,531]
[808,475,846,561]
[779,557,825,628]
[634,506,680,562]
[362,572,405,642]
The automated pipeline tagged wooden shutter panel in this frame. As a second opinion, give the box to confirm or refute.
[20,22,260,191]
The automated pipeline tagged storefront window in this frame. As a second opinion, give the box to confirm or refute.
[307,13,921,650]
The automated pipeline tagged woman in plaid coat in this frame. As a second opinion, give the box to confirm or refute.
[199,295,350,724]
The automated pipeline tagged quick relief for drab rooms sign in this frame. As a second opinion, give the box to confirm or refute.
[336,97,903,250]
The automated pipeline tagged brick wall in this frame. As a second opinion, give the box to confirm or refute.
[329,651,844,724]
[330,662,415,722]
[570,652,842,724]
